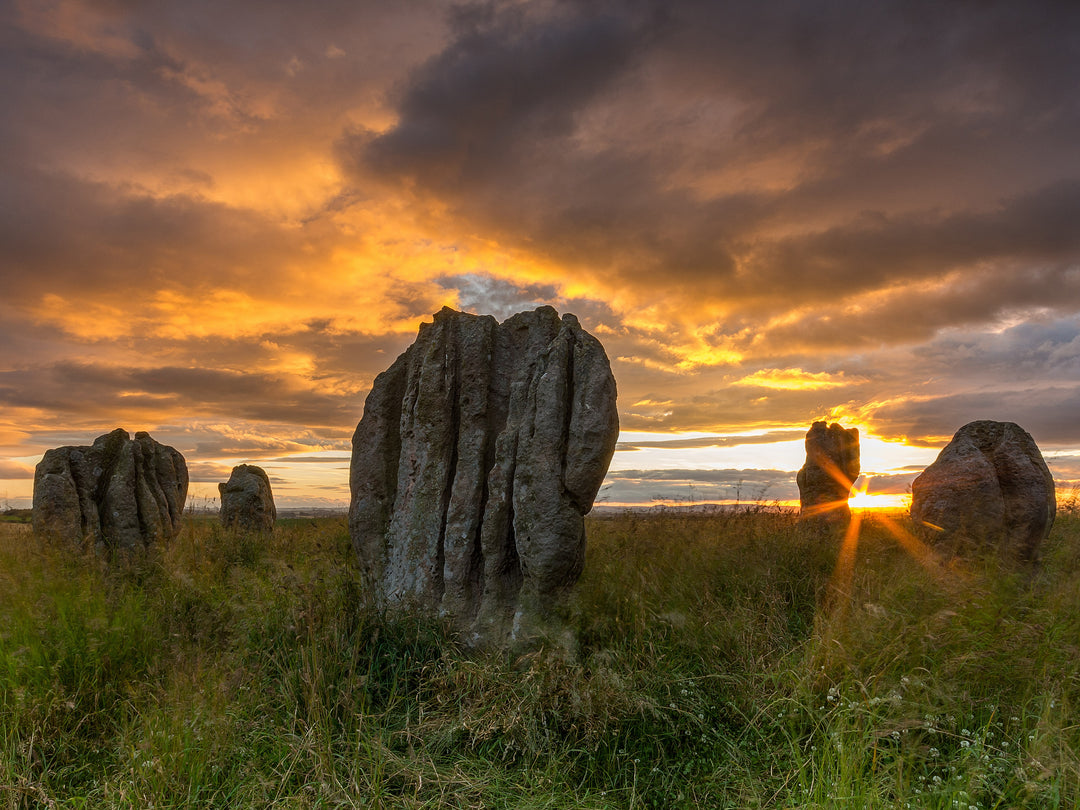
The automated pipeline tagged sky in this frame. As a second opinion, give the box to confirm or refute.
[3,0,1080,510]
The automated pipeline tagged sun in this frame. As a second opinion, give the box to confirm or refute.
[849,490,910,511]
[848,477,910,511]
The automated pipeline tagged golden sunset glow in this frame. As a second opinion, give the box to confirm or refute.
[825,509,863,610]
[849,491,910,511]
[735,368,861,391]
[2,1,1079,510]
[849,472,911,512]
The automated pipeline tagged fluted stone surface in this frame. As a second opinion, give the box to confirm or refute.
[219,464,276,533]
[350,306,619,645]
[797,421,860,524]
[33,429,188,549]
[911,420,1055,561]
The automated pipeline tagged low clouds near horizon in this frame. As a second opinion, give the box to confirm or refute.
[4,0,1080,501]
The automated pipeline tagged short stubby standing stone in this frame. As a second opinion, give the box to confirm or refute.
[797,421,860,525]
[350,306,619,647]
[910,420,1055,561]
[33,428,188,549]
[219,464,276,533]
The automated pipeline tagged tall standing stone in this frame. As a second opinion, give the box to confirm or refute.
[910,420,1055,561]
[797,421,860,524]
[219,464,276,533]
[33,428,188,549]
[350,306,619,646]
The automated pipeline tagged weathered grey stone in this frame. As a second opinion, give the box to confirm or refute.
[32,428,188,549]
[910,420,1055,561]
[219,464,276,533]
[350,306,619,646]
[797,421,860,524]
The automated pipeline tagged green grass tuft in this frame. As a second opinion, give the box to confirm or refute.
[1,511,1079,807]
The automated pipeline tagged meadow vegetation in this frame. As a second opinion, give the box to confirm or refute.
[2,507,1079,808]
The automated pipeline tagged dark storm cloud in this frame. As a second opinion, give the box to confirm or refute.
[743,181,1080,305]
[663,1,1080,142]
[130,325,413,384]
[350,1,659,189]
[339,0,743,290]
[833,317,1080,445]
[0,361,356,428]
[601,467,796,504]
[263,455,350,465]
[134,366,347,424]
[6,424,340,488]
[855,472,919,495]
[905,318,1080,385]
[616,430,805,451]
[751,262,1080,354]
[607,468,793,483]
[0,162,310,300]
[187,461,238,483]
[190,456,288,487]
[341,0,1080,341]
[868,385,1080,446]
[0,0,445,148]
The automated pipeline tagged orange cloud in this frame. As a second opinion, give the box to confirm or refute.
[735,368,864,391]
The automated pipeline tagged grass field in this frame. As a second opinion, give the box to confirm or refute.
[2,508,1079,808]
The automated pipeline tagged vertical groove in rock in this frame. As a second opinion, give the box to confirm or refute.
[466,336,496,620]
[33,429,187,549]
[350,306,618,646]
[560,322,575,501]
[433,324,460,610]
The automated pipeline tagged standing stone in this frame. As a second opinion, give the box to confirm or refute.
[219,464,276,533]
[350,306,619,646]
[910,420,1055,561]
[33,428,188,549]
[797,421,860,524]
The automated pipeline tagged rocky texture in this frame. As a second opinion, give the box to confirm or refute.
[219,464,276,533]
[797,421,860,524]
[33,429,188,549]
[910,420,1055,561]
[350,306,619,646]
